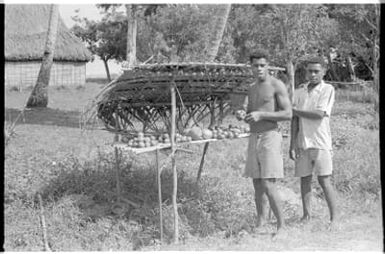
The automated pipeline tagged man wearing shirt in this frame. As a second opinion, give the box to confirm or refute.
[290,56,338,227]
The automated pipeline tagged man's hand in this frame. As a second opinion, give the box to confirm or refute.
[289,148,296,161]
[292,106,298,117]
[289,146,300,161]
[245,111,264,123]
[235,110,246,121]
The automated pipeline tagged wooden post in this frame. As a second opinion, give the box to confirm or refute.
[170,84,179,244]
[37,193,52,251]
[114,145,121,201]
[114,115,121,202]
[219,99,224,125]
[209,100,216,128]
[156,148,164,243]
[196,142,210,182]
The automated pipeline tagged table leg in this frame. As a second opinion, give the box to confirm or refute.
[196,142,210,182]
[114,146,121,202]
[156,148,164,243]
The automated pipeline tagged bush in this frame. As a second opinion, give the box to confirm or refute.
[332,129,380,201]
[75,85,86,91]
[55,85,68,91]
[8,85,21,92]
[335,86,378,104]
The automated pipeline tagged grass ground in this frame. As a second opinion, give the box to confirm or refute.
[4,84,382,251]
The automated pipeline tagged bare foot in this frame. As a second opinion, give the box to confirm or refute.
[300,215,311,223]
[272,227,288,241]
[327,220,341,231]
[256,216,266,228]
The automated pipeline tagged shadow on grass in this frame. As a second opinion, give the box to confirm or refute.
[37,152,203,247]
[36,150,281,249]
[5,107,82,128]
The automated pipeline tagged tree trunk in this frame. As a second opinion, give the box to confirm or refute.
[346,56,356,82]
[373,4,380,94]
[126,4,137,68]
[26,5,59,108]
[103,58,111,82]
[327,52,339,81]
[206,4,231,62]
[286,60,295,103]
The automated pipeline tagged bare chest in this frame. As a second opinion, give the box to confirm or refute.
[248,83,276,111]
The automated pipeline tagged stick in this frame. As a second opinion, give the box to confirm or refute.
[114,146,121,202]
[156,148,164,243]
[175,148,194,154]
[120,196,140,209]
[170,83,179,244]
[37,193,52,252]
[104,189,140,208]
[114,115,122,202]
[196,142,210,183]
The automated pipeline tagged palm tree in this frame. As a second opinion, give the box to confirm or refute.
[26,4,59,108]
[125,4,137,68]
[206,4,231,62]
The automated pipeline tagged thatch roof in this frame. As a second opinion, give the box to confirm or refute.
[5,4,92,62]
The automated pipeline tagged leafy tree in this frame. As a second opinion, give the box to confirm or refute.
[140,5,212,62]
[228,4,279,64]
[71,9,127,81]
[327,4,380,90]
[228,4,341,98]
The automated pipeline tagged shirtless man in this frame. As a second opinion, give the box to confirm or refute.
[236,49,292,236]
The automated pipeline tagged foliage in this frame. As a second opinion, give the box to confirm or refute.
[69,4,378,83]
[71,8,127,80]
[142,5,216,62]
[326,4,380,79]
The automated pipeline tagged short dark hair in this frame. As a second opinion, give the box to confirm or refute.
[249,49,270,63]
[306,56,326,68]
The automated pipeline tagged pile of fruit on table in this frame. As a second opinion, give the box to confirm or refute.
[120,125,250,149]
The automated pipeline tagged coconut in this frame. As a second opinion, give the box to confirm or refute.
[128,140,134,146]
[121,136,129,143]
[137,132,144,139]
[202,129,213,139]
[187,126,203,140]
[217,133,225,139]
[183,128,191,136]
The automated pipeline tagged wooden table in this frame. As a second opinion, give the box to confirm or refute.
[110,132,288,242]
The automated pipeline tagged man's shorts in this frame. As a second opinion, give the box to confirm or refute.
[294,148,333,177]
[243,130,283,179]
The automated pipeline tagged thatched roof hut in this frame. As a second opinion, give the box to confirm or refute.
[5,4,92,61]
[5,4,93,89]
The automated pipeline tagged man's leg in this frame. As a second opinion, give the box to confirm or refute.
[261,178,285,230]
[317,175,338,222]
[253,179,268,227]
[300,175,312,221]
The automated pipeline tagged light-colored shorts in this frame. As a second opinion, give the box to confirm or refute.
[295,148,333,177]
[243,130,283,179]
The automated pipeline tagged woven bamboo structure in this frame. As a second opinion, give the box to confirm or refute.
[91,62,263,136]
[4,5,92,88]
